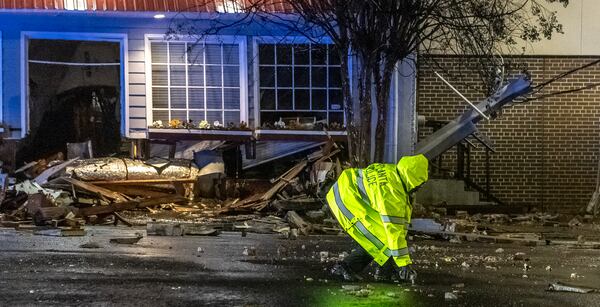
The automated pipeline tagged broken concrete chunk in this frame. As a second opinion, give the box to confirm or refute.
[242,246,257,256]
[353,289,372,297]
[79,242,102,249]
[570,273,581,279]
[444,292,458,300]
[409,218,444,233]
[341,285,361,291]
[34,227,85,237]
[513,252,527,261]
[146,223,184,236]
[484,256,498,263]
[109,236,143,244]
[568,217,582,228]
[319,251,329,263]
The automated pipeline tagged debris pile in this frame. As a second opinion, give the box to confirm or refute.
[0,141,343,237]
[409,209,600,249]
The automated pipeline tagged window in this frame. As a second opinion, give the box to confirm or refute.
[64,0,87,10]
[258,42,344,129]
[148,39,244,127]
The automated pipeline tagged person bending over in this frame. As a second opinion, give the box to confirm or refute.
[326,154,428,282]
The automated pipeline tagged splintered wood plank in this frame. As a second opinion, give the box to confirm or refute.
[34,158,79,185]
[62,177,130,203]
[260,160,307,201]
[77,195,188,217]
[286,211,311,236]
[91,178,197,185]
[99,185,173,198]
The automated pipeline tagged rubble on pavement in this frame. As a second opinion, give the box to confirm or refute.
[0,140,343,237]
[2,137,600,251]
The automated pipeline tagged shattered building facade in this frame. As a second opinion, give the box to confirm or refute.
[0,0,416,172]
[0,0,597,213]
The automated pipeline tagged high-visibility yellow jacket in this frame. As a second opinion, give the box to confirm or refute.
[326,155,428,267]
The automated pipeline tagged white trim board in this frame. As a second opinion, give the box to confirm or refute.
[255,129,347,136]
[20,31,129,138]
[148,128,253,136]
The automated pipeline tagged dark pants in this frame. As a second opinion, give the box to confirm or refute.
[343,245,395,274]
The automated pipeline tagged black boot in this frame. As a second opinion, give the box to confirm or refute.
[397,265,417,284]
[330,262,363,282]
[374,259,396,282]
[330,246,372,281]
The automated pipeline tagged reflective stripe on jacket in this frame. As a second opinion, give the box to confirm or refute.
[326,155,428,267]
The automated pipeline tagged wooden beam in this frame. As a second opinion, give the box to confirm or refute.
[34,158,79,185]
[286,211,312,236]
[61,177,130,202]
[260,160,307,201]
[77,196,188,217]
[90,178,198,185]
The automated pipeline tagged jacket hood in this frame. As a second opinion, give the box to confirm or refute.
[396,154,429,192]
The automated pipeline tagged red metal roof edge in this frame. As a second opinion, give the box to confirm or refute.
[0,0,294,13]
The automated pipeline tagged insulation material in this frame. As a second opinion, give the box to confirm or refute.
[65,158,200,181]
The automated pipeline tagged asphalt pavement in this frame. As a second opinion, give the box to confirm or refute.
[0,226,599,306]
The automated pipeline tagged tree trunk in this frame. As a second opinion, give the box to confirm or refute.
[339,48,357,167]
[356,60,373,167]
[373,61,396,162]
[342,53,396,166]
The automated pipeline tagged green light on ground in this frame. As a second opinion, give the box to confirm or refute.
[310,284,419,307]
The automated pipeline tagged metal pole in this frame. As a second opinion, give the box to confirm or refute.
[485,148,491,201]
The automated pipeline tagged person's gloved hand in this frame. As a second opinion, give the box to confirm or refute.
[397,265,417,284]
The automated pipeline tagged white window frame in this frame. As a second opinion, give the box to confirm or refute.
[21,31,129,139]
[144,34,248,127]
[252,36,345,130]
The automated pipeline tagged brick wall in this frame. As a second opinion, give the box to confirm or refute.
[417,56,600,213]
